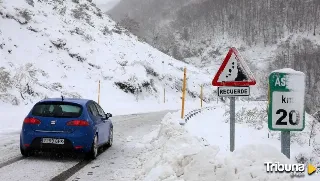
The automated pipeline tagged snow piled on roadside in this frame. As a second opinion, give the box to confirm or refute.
[185,101,320,165]
[136,111,292,181]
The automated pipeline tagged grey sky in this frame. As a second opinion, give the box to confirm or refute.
[92,0,120,11]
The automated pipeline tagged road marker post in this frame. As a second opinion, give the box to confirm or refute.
[98,80,101,104]
[162,61,166,104]
[164,87,166,103]
[212,47,256,152]
[268,69,306,159]
[181,67,187,119]
[200,84,203,108]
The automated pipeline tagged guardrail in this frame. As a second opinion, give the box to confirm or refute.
[180,106,216,125]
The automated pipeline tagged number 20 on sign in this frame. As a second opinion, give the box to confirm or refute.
[268,70,306,131]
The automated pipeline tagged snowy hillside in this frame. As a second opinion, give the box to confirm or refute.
[108,0,320,113]
[0,0,215,120]
[92,0,120,12]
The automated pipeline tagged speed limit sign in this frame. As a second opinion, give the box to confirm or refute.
[268,69,305,131]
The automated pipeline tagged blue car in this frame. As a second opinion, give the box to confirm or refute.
[20,97,113,159]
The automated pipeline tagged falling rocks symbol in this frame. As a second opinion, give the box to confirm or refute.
[225,62,235,79]
[235,62,248,81]
[224,61,248,81]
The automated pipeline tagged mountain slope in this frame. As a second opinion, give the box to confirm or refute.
[0,0,214,117]
[108,0,320,113]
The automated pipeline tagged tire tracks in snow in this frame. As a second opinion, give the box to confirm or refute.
[50,112,163,181]
[49,113,153,181]
[66,110,173,181]
[50,159,91,181]
[0,114,138,174]
[0,110,173,181]
[0,154,90,181]
[0,156,25,169]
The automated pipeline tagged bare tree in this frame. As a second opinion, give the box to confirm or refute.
[120,14,140,33]
[310,112,320,146]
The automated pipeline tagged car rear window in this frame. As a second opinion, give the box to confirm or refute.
[31,102,82,118]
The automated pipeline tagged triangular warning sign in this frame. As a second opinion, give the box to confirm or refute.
[212,47,256,86]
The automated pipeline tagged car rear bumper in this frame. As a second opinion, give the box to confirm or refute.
[21,130,94,152]
[28,137,76,152]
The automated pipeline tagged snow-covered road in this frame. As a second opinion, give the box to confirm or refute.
[0,110,172,181]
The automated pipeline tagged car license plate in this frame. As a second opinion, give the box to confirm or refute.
[42,138,64,144]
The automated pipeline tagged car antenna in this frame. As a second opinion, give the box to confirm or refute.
[61,95,64,101]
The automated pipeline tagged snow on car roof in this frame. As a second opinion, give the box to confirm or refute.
[39,98,91,105]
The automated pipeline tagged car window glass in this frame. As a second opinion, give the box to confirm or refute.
[94,102,105,116]
[88,102,99,117]
[31,102,82,118]
[61,105,81,113]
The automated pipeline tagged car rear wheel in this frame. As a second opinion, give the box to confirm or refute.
[106,127,113,148]
[20,144,31,157]
[86,134,98,159]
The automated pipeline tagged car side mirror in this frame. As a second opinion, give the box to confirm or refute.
[106,113,112,119]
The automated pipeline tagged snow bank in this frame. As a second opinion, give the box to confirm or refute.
[182,101,320,180]
[186,101,320,163]
[0,103,33,134]
[136,111,294,181]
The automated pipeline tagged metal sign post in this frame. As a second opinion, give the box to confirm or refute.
[268,69,306,159]
[230,97,235,152]
[281,131,291,158]
[212,47,256,152]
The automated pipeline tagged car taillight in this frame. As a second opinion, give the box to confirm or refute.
[66,120,89,126]
[24,117,41,125]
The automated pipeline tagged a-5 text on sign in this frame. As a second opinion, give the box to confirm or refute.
[268,69,305,131]
[218,86,250,97]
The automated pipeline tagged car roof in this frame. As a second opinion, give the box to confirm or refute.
[38,98,92,106]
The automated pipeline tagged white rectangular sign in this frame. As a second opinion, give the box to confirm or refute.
[271,91,304,130]
[218,86,250,97]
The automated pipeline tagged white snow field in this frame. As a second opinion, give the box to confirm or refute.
[0,0,216,133]
[1,0,319,181]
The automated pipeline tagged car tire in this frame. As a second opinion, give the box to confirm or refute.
[106,127,113,148]
[86,134,98,160]
[20,144,31,157]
